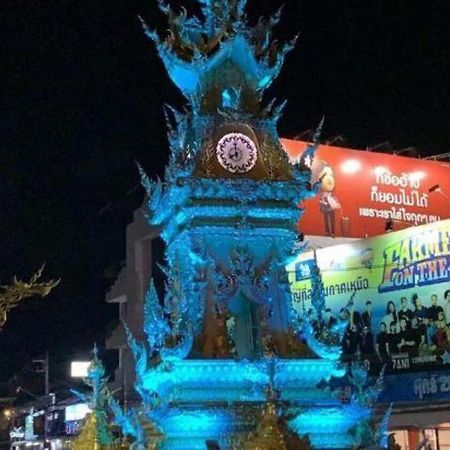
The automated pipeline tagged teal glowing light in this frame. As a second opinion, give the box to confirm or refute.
[108,0,388,448]
[147,30,296,99]
[290,405,370,434]
[160,409,234,435]
[289,403,371,449]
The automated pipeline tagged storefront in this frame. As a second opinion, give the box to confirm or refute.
[390,410,450,449]
[9,403,90,450]
[380,371,450,449]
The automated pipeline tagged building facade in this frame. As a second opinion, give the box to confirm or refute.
[105,204,159,405]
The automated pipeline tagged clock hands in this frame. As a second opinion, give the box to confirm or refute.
[229,142,241,161]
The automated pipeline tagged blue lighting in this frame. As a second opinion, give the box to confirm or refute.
[107,0,389,448]
[160,409,233,435]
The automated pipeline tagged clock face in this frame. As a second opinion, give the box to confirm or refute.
[216,132,258,174]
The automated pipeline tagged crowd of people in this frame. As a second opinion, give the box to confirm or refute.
[318,290,450,362]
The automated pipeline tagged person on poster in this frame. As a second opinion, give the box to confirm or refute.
[360,325,375,356]
[412,294,427,324]
[312,160,341,237]
[411,317,426,351]
[435,311,449,350]
[376,322,389,362]
[398,296,413,323]
[382,301,398,333]
[436,324,448,350]
[343,324,360,356]
[427,293,443,321]
[361,300,373,331]
[346,300,362,332]
[339,307,349,322]
[443,289,450,326]
[386,322,399,356]
[423,317,437,350]
[397,318,416,354]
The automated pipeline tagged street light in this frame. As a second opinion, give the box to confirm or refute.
[16,386,41,401]
[385,219,416,233]
[429,184,450,201]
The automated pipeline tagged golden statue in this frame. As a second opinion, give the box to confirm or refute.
[235,387,312,450]
[0,265,59,329]
[243,399,288,450]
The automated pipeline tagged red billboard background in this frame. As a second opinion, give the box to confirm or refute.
[282,139,450,238]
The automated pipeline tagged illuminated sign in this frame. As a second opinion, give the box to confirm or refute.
[10,427,25,439]
[282,139,450,238]
[379,370,450,403]
[25,412,34,441]
[70,361,90,378]
[65,403,91,422]
[379,225,450,292]
[287,219,450,374]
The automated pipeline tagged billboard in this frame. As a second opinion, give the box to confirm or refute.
[65,403,91,422]
[287,219,450,374]
[282,139,450,238]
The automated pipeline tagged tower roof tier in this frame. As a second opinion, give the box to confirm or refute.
[144,1,296,102]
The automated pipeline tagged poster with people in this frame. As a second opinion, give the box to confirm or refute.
[287,219,450,374]
[282,139,450,238]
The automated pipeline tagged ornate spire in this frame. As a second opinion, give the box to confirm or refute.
[294,117,325,175]
[71,346,119,450]
[237,388,312,450]
[244,402,287,450]
[298,253,346,361]
[143,281,169,350]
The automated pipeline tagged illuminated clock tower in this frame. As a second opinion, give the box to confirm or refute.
[113,1,384,449]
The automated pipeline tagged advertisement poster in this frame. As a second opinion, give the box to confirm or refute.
[282,139,450,238]
[287,219,450,374]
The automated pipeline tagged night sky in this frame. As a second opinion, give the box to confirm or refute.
[0,0,449,385]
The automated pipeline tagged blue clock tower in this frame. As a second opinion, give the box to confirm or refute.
[112,1,388,448]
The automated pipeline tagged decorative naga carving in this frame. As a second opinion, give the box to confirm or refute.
[0,265,58,330]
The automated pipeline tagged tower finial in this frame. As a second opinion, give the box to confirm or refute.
[312,115,325,144]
